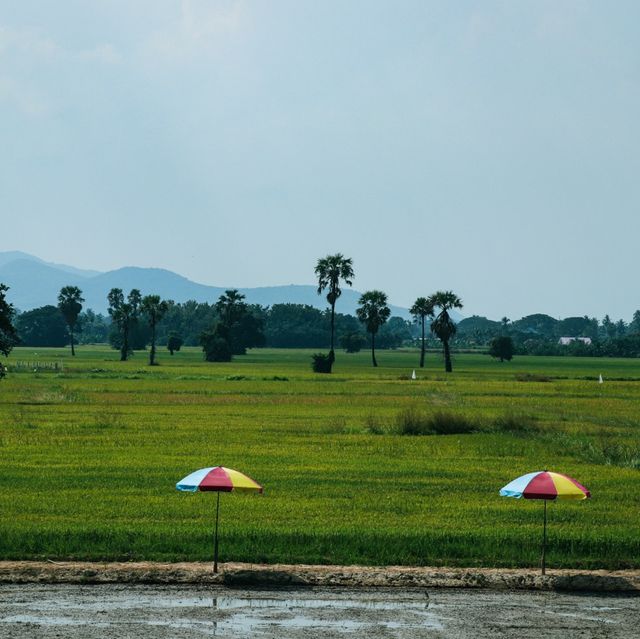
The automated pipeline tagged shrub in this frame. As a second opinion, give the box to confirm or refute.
[515,373,551,382]
[200,330,232,362]
[311,353,333,373]
[167,332,183,355]
[427,411,477,435]
[491,411,539,434]
[396,408,476,435]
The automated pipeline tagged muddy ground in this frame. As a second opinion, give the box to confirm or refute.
[1,583,639,638]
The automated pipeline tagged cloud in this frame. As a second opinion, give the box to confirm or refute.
[139,0,250,65]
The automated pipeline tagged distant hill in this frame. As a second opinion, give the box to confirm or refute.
[0,251,443,320]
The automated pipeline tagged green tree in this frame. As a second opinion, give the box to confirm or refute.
[141,295,169,366]
[315,253,354,371]
[214,290,264,355]
[339,332,367,353]
[200,325,233,362]
[76,309,110,344]
[629,310,640,334]
[57,286,84,356]
[410,297,435,368]
[601,314,616,340]
[429,291,463,373]
[488,336,515,362]
[167,332,183,355]
[215,289,247,328]
[356,290,390,367]
[0,284,18,379]
[15,305,68,347]
[107,288,142,361]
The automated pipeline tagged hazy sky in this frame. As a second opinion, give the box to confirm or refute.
[1,1,639,320]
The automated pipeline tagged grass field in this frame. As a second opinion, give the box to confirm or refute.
[0,345,638,569]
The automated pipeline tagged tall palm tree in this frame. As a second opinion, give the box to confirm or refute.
[58,286,84,356]
[410,297,435,368]
[141,295,169,366]
[356,290,390,367]
[428,291,463,373]
[315,253,354,369]
[107,288,142,361]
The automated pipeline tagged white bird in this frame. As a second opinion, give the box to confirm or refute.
[411,370,416,380]
[599,374,603,384]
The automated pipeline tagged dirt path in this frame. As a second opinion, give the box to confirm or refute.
[1,583,638,638]
[1,561,639,592]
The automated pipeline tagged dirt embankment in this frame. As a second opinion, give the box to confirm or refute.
[1,561,638,592]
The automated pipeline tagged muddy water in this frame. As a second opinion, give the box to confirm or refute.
[0,584,638,638]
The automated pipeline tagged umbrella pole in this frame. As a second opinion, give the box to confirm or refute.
[214,491,220,573]
[541,499,547,575]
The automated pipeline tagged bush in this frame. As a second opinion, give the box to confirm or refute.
[396,408,476,435]
[166,332,183,355]
[200,330,232,362]
[515,373,551,382]
[311,353,333,373]
[488,336,514,362]
[491,411,539,434]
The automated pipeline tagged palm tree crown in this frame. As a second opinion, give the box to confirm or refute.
[356,290,390,367]
[315,254,354,305]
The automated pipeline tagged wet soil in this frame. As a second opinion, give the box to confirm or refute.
[1,583,638,638]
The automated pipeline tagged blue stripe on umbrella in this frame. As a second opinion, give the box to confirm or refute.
[176,467,215,492]
[499,471,542,498]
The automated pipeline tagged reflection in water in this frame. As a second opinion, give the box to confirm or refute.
[208,589,435,636]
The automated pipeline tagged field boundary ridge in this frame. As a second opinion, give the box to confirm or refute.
[1,561,638,592]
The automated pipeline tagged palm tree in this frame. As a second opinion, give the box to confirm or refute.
[356,290,390,367]
[58,286,84,356]
[410,297,435,368]
[315,253,354,370]
[428,291,463,373]
[215,289,246,329]
[107,288,142,361]
[141,295,169,366]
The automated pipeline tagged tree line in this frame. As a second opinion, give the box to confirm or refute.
[2,252,640,374]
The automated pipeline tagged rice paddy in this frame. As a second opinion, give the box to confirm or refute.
[0,346,638,569]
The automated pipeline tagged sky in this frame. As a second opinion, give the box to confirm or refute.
[1,1,639,320]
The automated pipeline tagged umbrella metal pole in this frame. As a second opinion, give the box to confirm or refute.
[214,492,220,573]
[541,500,547,575]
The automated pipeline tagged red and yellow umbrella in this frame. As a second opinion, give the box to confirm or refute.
[500,470,590,574]
[177,467,263,572]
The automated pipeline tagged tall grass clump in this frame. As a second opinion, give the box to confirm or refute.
[490,411,539,434]
[397,407,476,435]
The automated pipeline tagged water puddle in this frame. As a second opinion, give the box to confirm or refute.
[1,585,637,638]
[0,587,439,636]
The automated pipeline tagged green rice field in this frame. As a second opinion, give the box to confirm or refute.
[0,346,639,569]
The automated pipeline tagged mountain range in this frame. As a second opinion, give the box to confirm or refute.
[0,251,436,319]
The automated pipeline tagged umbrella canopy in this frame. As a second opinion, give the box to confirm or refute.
[177,466,263,493]
[500,470,590,501]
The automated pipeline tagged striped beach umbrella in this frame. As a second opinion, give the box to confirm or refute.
[177,467,263,572]
[500,470,590,574]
